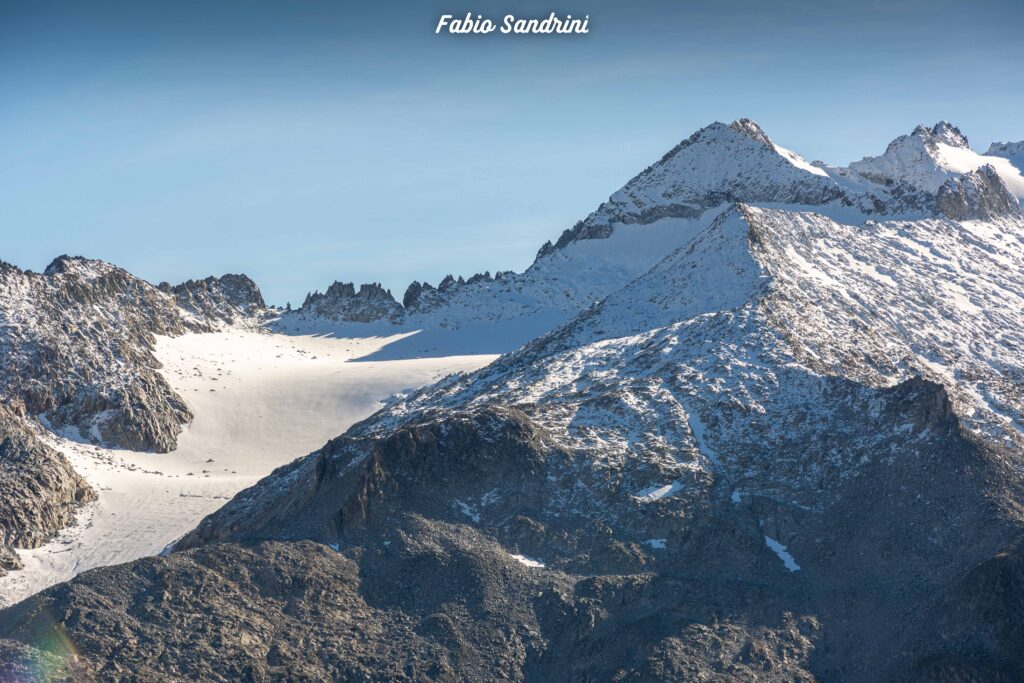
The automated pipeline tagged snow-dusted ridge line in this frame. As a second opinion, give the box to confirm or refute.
[281,119,1022,358]
[350,199,1024,523]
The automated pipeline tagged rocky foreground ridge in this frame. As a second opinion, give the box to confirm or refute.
[0,256,267,583]
[1,119,1023,680]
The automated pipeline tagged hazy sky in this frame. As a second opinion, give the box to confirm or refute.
[3,0,1022,305]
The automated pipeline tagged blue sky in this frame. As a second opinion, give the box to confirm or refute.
[2,0,1022,306]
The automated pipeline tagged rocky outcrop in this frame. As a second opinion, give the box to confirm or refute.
[936,164,1021,220]
[1,256,197,452]
[0,256,265,453]
[298,281,403,323]
[402,271,506,313]
[0,404,95,576]
[402,280,433,308]
[160,273,266,323]
[0,548,20,577]
[289,271,509,323]
[535,220,612,258]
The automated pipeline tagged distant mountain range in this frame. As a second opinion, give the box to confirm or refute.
[280,119,1024,356]
[2,119,1024,681]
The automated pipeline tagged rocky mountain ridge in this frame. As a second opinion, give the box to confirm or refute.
[161,273,266,323]
[0,256,267,452]
[157,197,1024,679]
[0,256,268,579]
[299,281,403,323]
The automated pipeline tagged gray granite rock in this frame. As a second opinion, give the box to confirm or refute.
[0,404,95,576]
[0,256,266,452]
[936,164,1022,220]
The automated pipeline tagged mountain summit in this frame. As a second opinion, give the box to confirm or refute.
[539,118,842,255]
[845,121,1024,199]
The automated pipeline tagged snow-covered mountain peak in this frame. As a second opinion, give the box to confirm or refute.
[42,254,119,280]
[726,117,773,146]
[848,122,1024,199]
[919,120,970,149]
[725,118,828,177]
[539,119,844,256]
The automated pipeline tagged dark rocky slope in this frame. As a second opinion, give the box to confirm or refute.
[0,256,265,452]
[0,404,95,578]
[1,379,1021,681]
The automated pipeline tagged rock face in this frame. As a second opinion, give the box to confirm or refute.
[0,256,266,452]
[0,256,265,572]
[299,281,403,323]
[0,404,95,576]
[937,164,1022,220]
[160,273,266,323]
[0,256,197,453]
